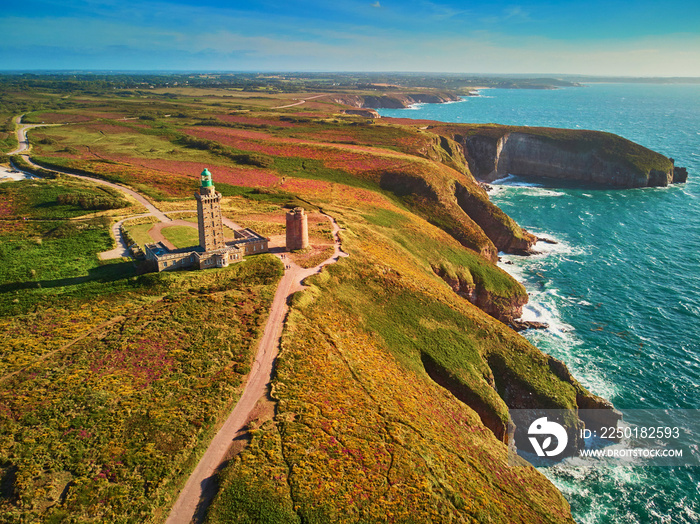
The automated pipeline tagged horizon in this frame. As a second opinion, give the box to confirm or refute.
[2,0,699,76]
[2,70,700,81]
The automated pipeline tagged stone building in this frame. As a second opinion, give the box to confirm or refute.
[286,207,309,250]
[195,168,226,251]
[145,169,268,272]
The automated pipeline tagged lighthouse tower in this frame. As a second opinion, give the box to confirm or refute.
[195,168,225,251]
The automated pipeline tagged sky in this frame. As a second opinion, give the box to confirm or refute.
[1,0,699,76]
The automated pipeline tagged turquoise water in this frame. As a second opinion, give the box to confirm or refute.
[380,84,700,523]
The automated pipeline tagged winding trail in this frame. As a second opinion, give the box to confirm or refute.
[11,114,349,522]
[165,215,347,524]
[10,116,172,258]
[9,114,47,155]
[271,93,327,109]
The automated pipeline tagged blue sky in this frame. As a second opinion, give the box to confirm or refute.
[1,0,699,75]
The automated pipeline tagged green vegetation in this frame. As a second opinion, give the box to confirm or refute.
[361,206,525,313]
[0,162,286,523]
[160,225,199,248]
[207,248,578,523]
[122,219,159,250]
[0,256,282,523]
[0,76,644,523]
[0,177,134,219]
[9,155,58,178]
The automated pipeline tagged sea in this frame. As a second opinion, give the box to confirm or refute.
[378,83,700,523]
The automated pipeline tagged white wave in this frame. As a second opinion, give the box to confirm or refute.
[491,177,565,197]
[498,235,616,400]
[530,234,583,258]
[522,188,566,197]
[491,174,543,187]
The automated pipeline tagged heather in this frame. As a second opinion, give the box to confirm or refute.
[0,252,282,522]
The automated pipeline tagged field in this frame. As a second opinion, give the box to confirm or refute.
[0,78,617,523]
[0,178,283,523]
[159,225,199,249]
[206,208,580,523]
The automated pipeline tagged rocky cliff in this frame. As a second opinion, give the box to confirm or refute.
[433,125,687,188]
[331,91,462,109]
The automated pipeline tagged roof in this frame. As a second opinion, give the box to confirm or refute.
[201,168,213,188]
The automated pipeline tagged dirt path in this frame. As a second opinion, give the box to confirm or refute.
[11,118,170,222]
[165,213,347,524]
[99,213,153,260]
[11,112,350,523]
[271,93,327,109]
[16,153,170,224]
[10,117,177,259]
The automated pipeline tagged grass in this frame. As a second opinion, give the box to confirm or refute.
[1,84,632,523]
[0,256,283,524]
[0,177,133,219]
[159,225,199,249]
[206,197,592,523]
[25,111,535,261]
[360,205,526,313]
[0,147,288,523]
[0,219,117,287]
[123,222,158,249]
[207,251,577,523]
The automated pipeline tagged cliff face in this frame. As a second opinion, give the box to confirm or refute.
[433,263,527,324]
[442,126,686,188]
[339,108,380,118]
[331,91,462,109]
[453,180,536,254]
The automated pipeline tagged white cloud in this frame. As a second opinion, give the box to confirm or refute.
[3,8,700,76]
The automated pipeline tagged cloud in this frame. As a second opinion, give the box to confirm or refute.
[3,2,700,76]
[503,6,530,21]
[480,5,531,25]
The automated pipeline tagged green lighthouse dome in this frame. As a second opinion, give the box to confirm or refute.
[201,168,213,188]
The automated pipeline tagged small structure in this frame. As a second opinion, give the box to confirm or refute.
[286,207,309,250]
[145,169,268,272]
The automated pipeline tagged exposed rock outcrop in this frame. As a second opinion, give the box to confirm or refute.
[432,264,527,323]
[331,92,461,109]
[674,165,689,183]
[487,352,621,455]
[440,126,688,188]
[340,108,380,118]
[453,181,536,254]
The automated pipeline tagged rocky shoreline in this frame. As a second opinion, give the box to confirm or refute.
[331,91,463,109]
[434,125,689,188]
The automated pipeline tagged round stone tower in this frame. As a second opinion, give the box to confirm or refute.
[286,207,309,251]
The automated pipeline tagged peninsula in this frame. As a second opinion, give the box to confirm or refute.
[0,74,688,523]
